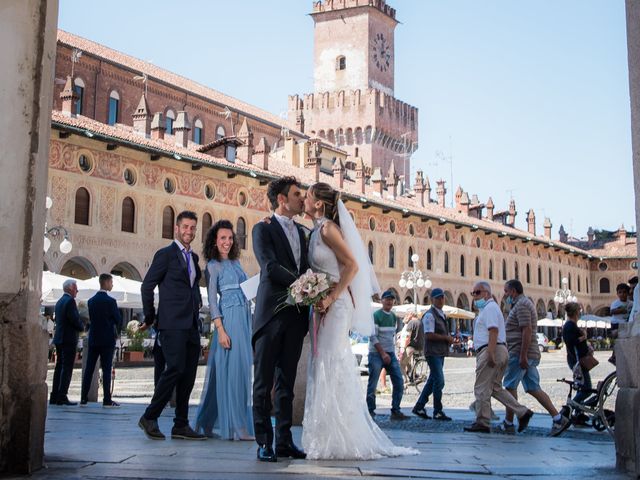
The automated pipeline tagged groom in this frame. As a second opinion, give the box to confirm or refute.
[252,176,309,462]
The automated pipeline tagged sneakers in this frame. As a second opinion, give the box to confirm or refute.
[517,409,534,433]
[80,400,88,407]
[138,415,166,440]
[171,425,207,441]
[433,411,452,421]
[495,421,516,435]
[102,400,120,408]
[412,406,431,419]
[390,410,409,421]
[550,415,570,437]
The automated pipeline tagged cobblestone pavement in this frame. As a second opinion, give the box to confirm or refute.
[51,349,616,419]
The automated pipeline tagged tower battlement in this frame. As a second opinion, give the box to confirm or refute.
[288,88,417,129]
[312,0,396,20]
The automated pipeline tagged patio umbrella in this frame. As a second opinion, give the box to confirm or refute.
[41,271,76,306]
[537,318,563,327]
[371,302,475,320]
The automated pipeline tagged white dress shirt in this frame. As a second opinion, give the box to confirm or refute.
[174,239,196,286]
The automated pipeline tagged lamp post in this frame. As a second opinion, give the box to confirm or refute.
[44,196,73,254]
[553,277,577,319]
[399,253,432,313]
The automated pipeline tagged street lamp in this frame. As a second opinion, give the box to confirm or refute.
[44,196,73,254]
[554,277,577,319]
[399,253,432,312]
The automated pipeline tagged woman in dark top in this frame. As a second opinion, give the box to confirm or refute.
[562,302,591,403]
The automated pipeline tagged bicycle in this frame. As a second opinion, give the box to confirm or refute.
[555,370,617,437]
[402,352,429,394]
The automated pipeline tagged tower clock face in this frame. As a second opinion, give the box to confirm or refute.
[372,32,391,72]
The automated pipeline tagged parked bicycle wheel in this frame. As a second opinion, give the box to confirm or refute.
[597,372,617,437]
[410,357,429,394]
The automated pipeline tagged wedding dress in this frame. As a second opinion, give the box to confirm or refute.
[301,216,418,460]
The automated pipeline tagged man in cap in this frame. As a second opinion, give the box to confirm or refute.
[366,290,408,420]
[412,288,454,421]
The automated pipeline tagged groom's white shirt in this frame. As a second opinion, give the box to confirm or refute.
[274,213,301,270]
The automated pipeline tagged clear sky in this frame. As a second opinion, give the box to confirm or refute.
[58,0,635,239]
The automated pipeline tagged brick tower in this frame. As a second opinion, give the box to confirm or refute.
[288,0,418,186]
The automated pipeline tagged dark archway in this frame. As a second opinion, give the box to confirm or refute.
[60,256,97,280]
[110,262,142,281]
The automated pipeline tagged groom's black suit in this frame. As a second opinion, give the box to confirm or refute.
[252,216,310,449]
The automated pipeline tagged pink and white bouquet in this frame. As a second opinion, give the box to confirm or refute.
[287,269,331,307]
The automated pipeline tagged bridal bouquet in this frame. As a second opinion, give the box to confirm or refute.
[287,269,331,307]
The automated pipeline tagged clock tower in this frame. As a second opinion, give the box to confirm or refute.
[289,0,418,187]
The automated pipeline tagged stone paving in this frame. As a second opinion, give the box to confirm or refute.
[10,403,627,480]
[28,350,629,479]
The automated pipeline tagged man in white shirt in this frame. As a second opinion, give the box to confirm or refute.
[464,281,533,433]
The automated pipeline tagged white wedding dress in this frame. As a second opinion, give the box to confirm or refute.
[301,217,418,460]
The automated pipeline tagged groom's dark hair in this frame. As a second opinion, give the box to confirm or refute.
[267,176,300,211]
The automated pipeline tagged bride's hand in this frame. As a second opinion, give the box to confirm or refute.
[217,328,231,349]
[316,294,335,314]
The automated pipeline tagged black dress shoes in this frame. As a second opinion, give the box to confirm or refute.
[276,441,307,459]
[257,445,277,462]
[57,398,77,406]
[138,415,166,440]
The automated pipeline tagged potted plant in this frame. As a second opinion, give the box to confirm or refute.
[124,320,145,362]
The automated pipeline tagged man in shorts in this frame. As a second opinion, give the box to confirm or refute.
[502,280,569,436]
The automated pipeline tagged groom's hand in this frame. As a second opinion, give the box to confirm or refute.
[381,352,391,365]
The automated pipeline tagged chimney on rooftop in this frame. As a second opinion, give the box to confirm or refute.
[150,112,165,140]
[527,209,536,236]
[132,94,151,137]
[253,136,270,170]
[60,76,78,117]
[174,111,191,148]
[436,180,446,208]
[543,217,552,239]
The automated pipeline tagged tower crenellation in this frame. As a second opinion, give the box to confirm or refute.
[312,0,397,20]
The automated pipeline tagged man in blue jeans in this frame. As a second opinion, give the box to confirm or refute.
[366,290,407,420]
[412,288,454,421]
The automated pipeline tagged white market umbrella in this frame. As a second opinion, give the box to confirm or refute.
[371,302,475,320]
[537,318,563,327]
[41,271,76,306]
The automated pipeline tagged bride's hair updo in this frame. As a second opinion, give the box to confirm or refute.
[310,182,341,227]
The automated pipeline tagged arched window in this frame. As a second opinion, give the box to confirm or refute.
[121,197,135,233]
[236,217,247,250]
[73,78,85,115]
[538,266,542,285]
[558,271,562,288]
[336,55,346,70]
[426,249,432,270]
[489,260,494,280]
[201,212,212,242]
[193,118,204,145]
[599,278,610,294]
[578,275,581,292]
[162,206,174,239]
[108,91,119,125]
[327,129,335,144]
[368,241,374,264]
[460,255,465,277]
[364,126,373,144]
[568,273,572,290]
[548,268,552,287]
[165,109,176,135]
[514,262,519,280]
[74,187,90,225]
[355,127,363,144]
[388,244,395,268]
[475,257,480,276]
[444,252,449,273]
[346,128,353,145]
[216,125,226,140]
[526,264,531,284]
[408,247,414,267]
[502,260,507,280]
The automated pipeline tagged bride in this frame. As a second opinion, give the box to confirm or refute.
[301,182,418,460]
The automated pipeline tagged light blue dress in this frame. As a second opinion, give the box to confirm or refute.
[195,259,254,440]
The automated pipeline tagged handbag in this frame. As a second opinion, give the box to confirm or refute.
[579,353,599,372]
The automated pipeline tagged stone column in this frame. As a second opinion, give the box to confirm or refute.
[0,0,59,474]
[617,1,640,476]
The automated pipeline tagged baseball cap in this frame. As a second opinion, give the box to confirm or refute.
[431,288,445,299]
[381,290,396,300]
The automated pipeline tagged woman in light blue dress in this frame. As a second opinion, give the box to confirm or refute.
[194,220,254,440]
